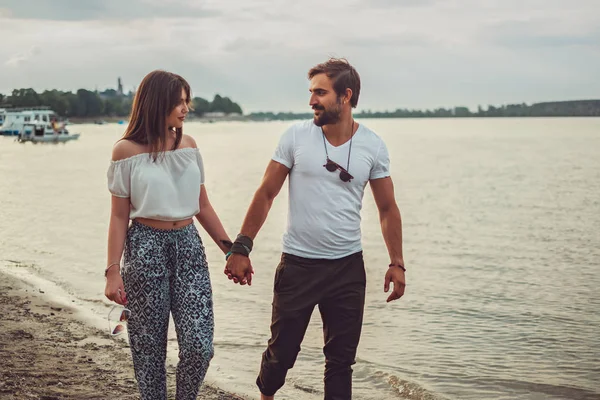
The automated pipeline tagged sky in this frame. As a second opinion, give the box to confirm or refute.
[1,0,599,113]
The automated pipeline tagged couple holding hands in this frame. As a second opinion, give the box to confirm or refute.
[104,58,406,400]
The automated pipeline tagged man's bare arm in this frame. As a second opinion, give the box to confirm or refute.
[239,160,290,240]
[370,177,403,264]
[224,160,290,285]
[370,176,406,302]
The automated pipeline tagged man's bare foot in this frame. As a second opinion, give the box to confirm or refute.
[261,394,274,400]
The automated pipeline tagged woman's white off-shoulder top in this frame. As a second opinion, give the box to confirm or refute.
[107,147,204,221]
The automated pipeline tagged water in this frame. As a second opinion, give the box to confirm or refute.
[1,118,599,400]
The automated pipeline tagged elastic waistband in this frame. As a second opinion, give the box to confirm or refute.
[130,220,196,235]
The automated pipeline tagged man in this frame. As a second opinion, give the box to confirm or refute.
[225,58,405,400]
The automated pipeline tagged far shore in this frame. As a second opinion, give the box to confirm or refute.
[0,271,247,400]
[67,115,250,124]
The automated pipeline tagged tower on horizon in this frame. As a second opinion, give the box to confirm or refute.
[117,77,123,96]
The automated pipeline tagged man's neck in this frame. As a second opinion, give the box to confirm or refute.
[322,114,356,146]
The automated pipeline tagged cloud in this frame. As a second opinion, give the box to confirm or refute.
[496,32,600,48]
[342,33,439,49]
[0,0,599,112]
[5,46,41,67]
[223,38,276,53]
[364,0,439,7]
[0,0,221,21]
[482,19,600,49]
[0,8,13,18]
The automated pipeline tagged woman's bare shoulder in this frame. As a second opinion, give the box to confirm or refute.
[181,134,198,149]
[111,139,146,161]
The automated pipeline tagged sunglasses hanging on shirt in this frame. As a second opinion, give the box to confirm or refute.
[321,122,355,183]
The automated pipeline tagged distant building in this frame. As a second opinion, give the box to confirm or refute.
[203,112,227,118]
[117,77,123,97]
[99,78,127,100]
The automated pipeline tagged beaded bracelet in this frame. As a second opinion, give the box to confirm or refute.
[389,263,406,272]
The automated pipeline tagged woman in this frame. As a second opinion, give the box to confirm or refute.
[104,70,231,400]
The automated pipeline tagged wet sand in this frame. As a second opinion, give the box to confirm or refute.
[0,272,246,400]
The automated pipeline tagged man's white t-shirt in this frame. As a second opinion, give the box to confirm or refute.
[272,120,390,259]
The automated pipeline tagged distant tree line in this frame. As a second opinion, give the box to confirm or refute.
[0,88,243,118]
[190,94,243,116]
[2,90,597,120]
[249,100,600,120]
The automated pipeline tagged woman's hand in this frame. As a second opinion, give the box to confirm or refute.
[104,267,127,305]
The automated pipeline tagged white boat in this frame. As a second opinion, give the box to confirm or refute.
[0,107,80,143]
[1,107,56,136]
[17,121,80,143]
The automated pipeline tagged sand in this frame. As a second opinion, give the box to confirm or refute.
[0,273,246,400]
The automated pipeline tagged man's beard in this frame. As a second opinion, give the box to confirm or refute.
[313,103,342,127]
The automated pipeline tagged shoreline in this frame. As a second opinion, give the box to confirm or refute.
[67,115,250,124]
[64,115,600,125]
[0,271,247,400]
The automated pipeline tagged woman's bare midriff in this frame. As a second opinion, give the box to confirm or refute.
[134,217,194,230]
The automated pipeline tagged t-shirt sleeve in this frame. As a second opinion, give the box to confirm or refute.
[196,149,205,185]
[370,138,391,180]
[271,125,295,169]
[107,160,131,198]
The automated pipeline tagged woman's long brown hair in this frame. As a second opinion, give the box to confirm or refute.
[122,70,191,160]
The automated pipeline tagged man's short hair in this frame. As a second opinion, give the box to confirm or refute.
[308,58,361,108]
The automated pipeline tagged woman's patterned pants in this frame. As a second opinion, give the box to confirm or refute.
[122,221,214,400]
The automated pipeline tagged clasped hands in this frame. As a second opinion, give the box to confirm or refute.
[224,253,254,285]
